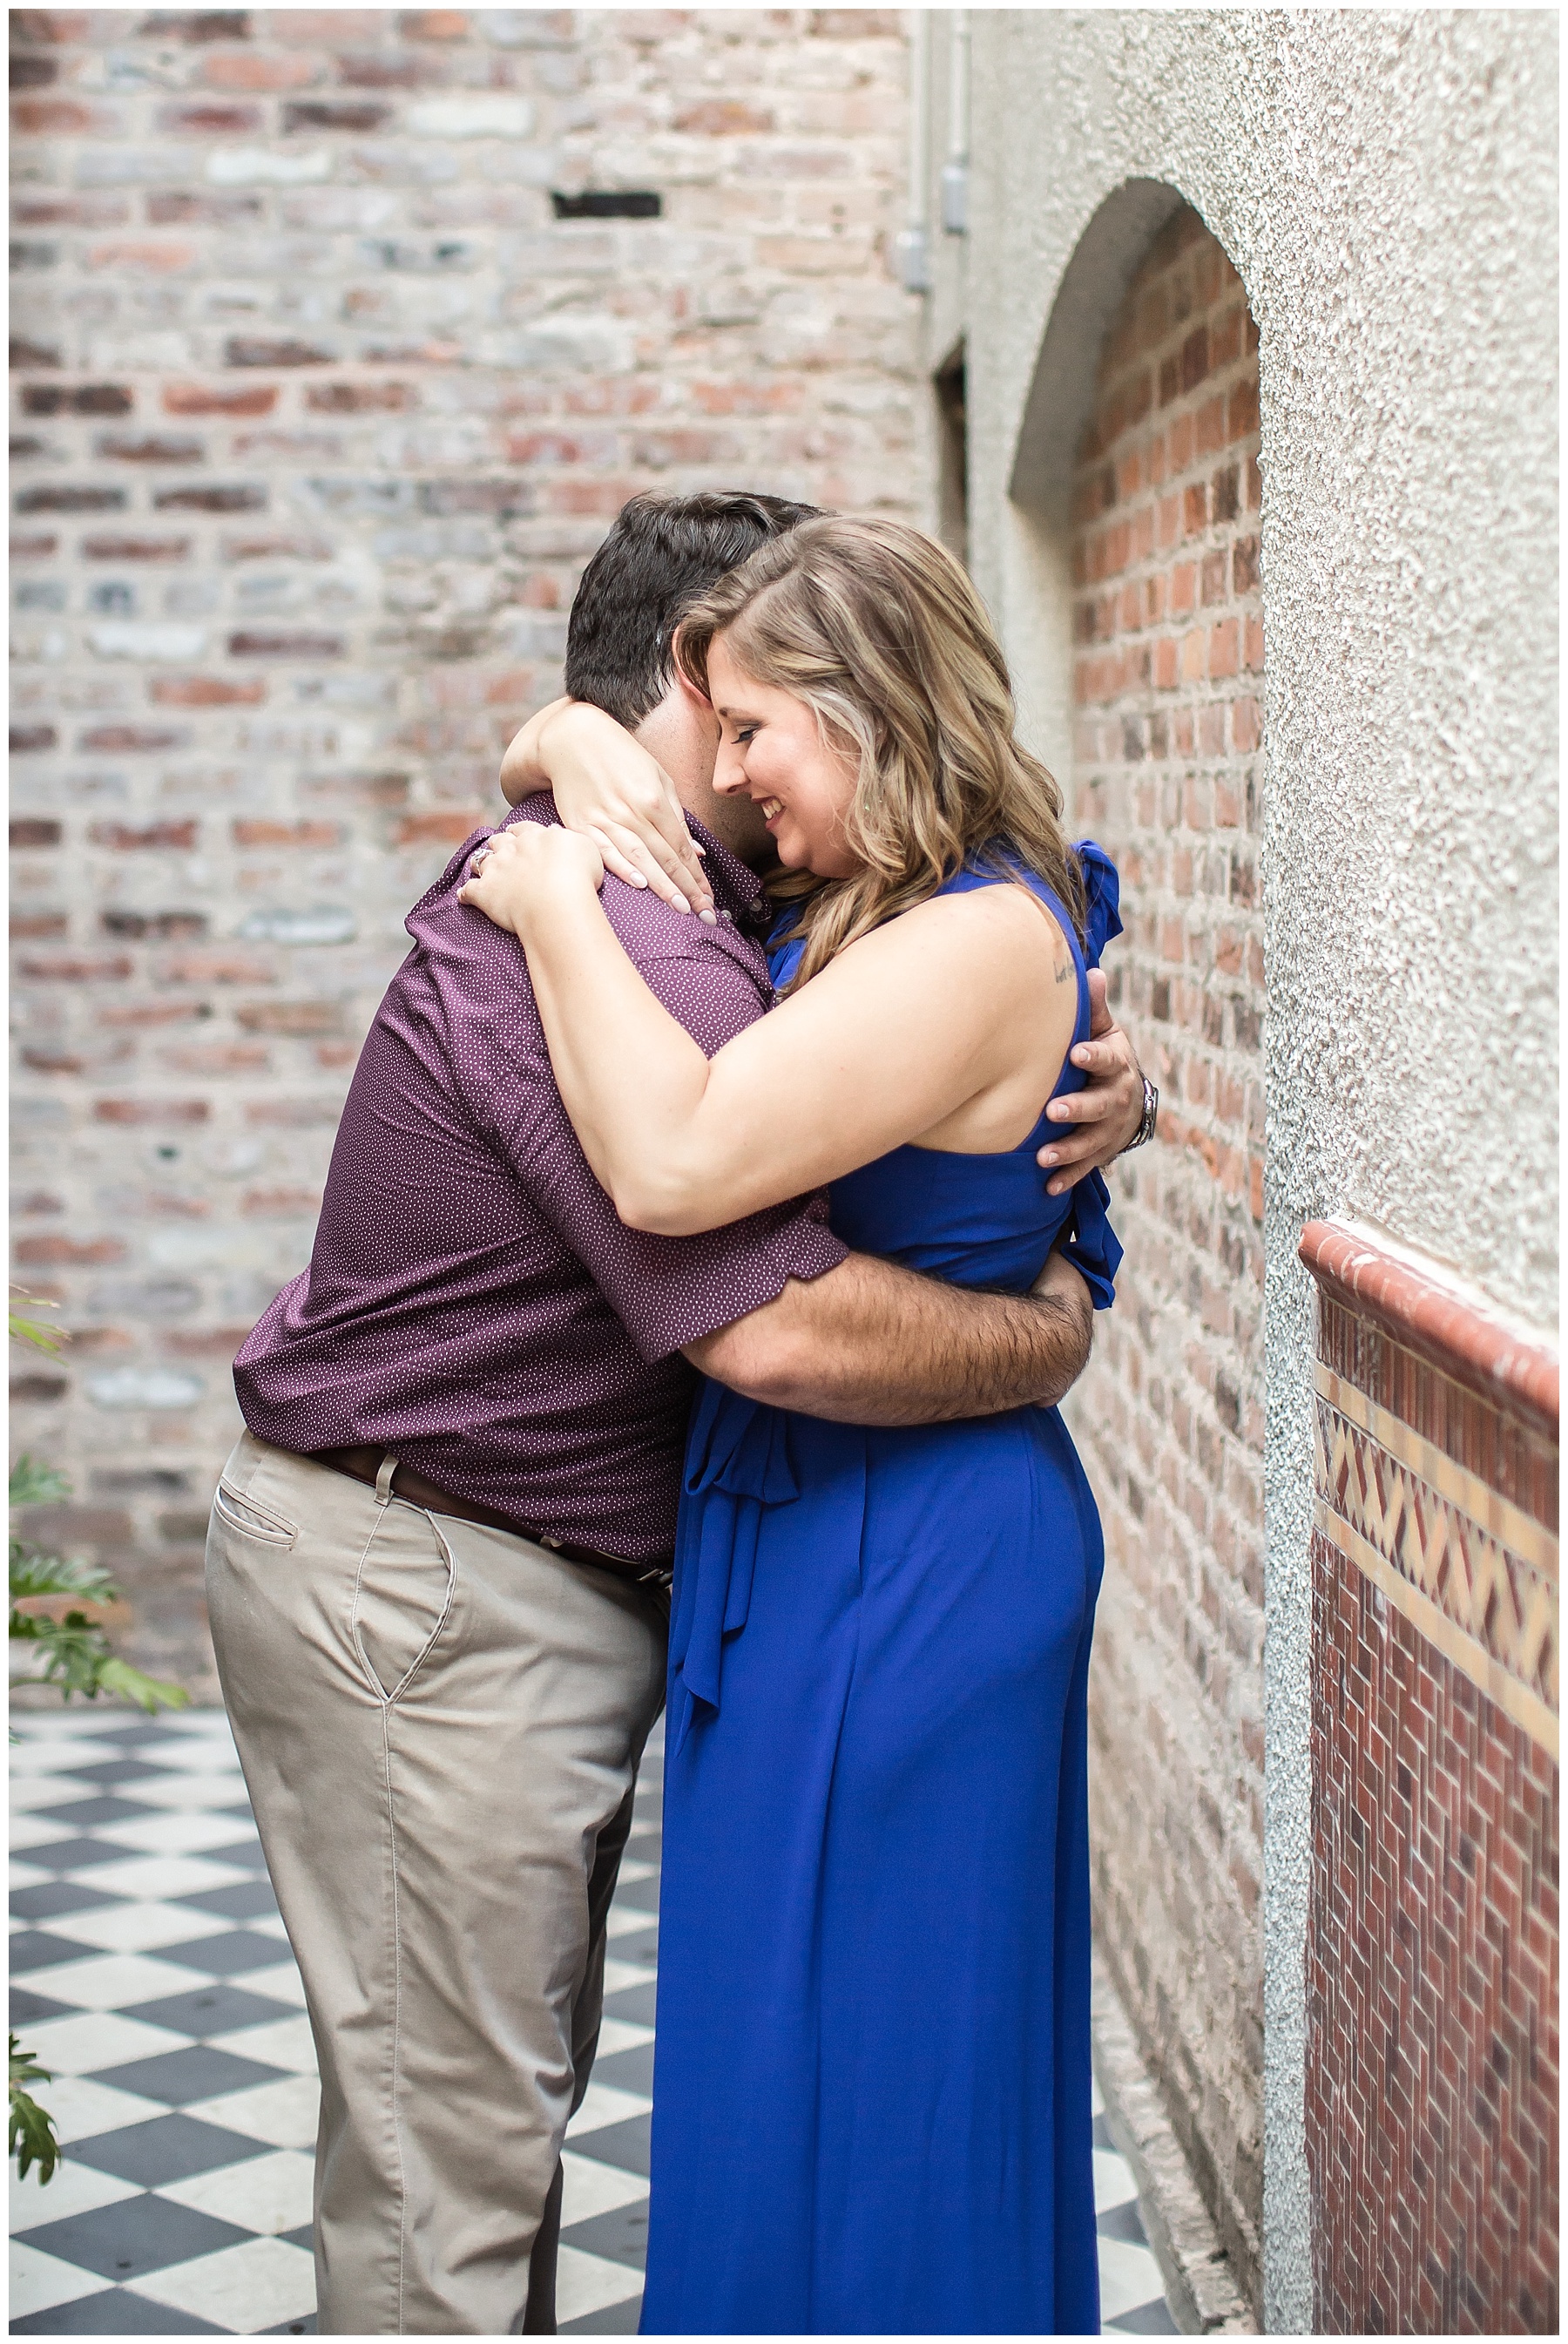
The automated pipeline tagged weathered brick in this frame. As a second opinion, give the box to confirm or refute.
[10,0,921,1707]
[146,189,266,225]
[88,820,200,851]
[1065,203,1265,2303]
[81,535,192,562]
[674,98,775,135]
[283,98,394,133]
[235,999,345,1036]
[156,100,264,136]
[91,1097,211,1125]
[240,1184,322,1216]
[18,950,135,983]
[393,809,484,846]
[96,432,207,464]
[22,383,135,417]
[304,379,413,411]
[164,382,280,416]
[13,1233,126,1266]
[221,532,333,560]
[79,725,189,752]
[101,909,208,940]
[150,674,267,705]
[137,12,253,43]
[153,484,267,511]
[232,818,343,847]
[225,335,335,367]
[15,484,127,513]
[152,947,275,985]
[227,629,345,658]
[12,97,117,135]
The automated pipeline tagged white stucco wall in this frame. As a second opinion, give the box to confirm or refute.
[947,10,1558,2327]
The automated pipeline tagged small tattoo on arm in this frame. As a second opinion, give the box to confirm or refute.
[1054,959,1073,986]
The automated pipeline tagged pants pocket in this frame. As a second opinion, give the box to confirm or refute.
[350,1503,456,1704]
[213,1479,300,1551]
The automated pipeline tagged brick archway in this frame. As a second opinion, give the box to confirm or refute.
[1064,200,1266,2300]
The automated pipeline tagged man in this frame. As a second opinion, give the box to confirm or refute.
[208,491,1148,2336]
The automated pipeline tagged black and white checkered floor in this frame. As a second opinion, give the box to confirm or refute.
[11,1711,1177,2335]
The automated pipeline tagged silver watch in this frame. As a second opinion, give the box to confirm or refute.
[1121,1074,1158,1152]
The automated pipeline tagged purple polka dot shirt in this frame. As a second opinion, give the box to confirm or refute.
[233,793,846,1562]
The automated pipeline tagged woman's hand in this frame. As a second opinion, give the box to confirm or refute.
[498,699,714,919]
[457,821,605,938]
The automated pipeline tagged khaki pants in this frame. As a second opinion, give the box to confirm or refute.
[205,1433,667,2336]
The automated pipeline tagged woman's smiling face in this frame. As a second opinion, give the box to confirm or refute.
[706,633,861,879]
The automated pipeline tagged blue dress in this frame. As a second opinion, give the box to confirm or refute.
[640,847,1124,2337]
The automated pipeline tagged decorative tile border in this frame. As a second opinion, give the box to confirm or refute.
[1301,1218,1559,2335]
[1301,1218,1558,1755]
[1314,1366,1558,1756]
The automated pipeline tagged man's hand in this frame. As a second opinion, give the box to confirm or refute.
[498,698,713,918]
[685,1245,1093,1426]
[1030,1243,1092,1334]
[1036,969,1146,1195]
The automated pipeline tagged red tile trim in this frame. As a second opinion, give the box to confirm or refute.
[1305,1216,1560,2332]
[1300,1220,1558,1438]
[1308,1527,1560,2335]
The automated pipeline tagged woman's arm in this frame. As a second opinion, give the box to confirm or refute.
[458,822,1076,1235]
[498,698,713,915]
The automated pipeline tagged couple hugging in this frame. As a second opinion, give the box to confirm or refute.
[207,491,1155,2337]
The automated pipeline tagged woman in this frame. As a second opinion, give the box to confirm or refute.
[461,517,1122,2336]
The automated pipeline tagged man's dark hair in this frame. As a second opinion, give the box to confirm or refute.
[564,490,821,728]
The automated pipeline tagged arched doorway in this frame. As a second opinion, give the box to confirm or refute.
[1015,188,1267,2304]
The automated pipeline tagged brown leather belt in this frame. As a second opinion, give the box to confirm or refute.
[310,1445,673,1594]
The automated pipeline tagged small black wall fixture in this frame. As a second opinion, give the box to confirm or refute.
[551,191,662,220]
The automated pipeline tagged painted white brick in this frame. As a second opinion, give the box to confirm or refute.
[406,96,538,141]
[236,909,358,945]
[86,1369,206,1412]
[87,622,209,662]
[206,149,333,187]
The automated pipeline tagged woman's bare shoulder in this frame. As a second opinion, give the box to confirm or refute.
[837,876,1070,992]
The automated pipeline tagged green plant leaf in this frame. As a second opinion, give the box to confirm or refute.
[7,1324,189,1721]
[10,1612,116,1699]
[10,1548,116,1605]
[10,2037,60,2184]
[8,1295,64,1358]
[9,1454,70,1511]
[94,1656,190,1714]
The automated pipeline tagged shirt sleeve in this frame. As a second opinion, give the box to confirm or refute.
[482,938,848,1364]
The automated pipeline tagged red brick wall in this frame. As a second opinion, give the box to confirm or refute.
[1305,1254,1559,2334]
[1061,200,1266,2301]
[9,6,921,1697]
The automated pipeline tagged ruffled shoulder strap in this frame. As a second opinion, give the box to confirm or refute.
[1073,839,1123,969]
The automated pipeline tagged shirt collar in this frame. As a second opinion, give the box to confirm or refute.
[683,816,769,926]
[502,794,768,931]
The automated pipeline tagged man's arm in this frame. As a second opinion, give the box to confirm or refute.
[1036,968,1150,1195]
[685,1246,1092,1426]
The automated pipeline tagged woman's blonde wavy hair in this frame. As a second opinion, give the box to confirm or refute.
[674,514,1085,993]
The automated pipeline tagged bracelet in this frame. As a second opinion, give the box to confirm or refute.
[1121,1074,1159,1152]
